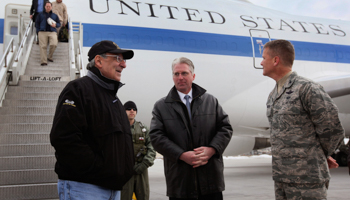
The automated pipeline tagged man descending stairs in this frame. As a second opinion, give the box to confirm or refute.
[0,41,71,200]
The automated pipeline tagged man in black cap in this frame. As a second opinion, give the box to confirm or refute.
[121,101,156,200]
[50,40,135,200]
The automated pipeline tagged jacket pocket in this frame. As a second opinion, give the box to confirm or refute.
[278,148,309,176]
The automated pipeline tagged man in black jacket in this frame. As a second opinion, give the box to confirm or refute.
[50,40,135,200]
[150,57,233,200]
[30,0,45,22]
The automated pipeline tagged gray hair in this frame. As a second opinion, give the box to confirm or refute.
[171,57,194,74]
[86,58,96,70]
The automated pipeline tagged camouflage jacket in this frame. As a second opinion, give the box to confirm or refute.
[131,121,156,174]
[266,72,344,183]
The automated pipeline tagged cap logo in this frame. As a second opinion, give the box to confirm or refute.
[113,42,121,49]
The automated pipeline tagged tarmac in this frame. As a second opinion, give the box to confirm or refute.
[148,155,349,200]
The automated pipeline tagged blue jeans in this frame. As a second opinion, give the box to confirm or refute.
[58,179,121,200]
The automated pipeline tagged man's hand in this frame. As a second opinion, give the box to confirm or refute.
[179,151,201,167]
[193,147,216,167]
[327,157,339,169]
[30,15,33,19]
[180,147,216,168]
[51,23,56,28]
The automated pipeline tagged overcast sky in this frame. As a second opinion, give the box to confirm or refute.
[248,0,350,21]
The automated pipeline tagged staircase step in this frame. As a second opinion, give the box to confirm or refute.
[20,75,71,82]
[26,63,70,69]
[0,156,55,170]
[0,107,55,115]
[0,133,50,145]
[17,81,68,87]
[4,93,60,100]
[0,144,54,156]
[0,123,52,133]
[2,99,58,107]
[7,86,63,93]
[0,115,54,124]
[27,52,69,59]
[0,169,57,186]
[25,69,70,76]
[0,183,58,200]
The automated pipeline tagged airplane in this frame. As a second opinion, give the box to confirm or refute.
[0,0,349,158]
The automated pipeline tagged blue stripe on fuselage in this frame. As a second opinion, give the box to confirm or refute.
[83,23,350,64]
[0,19,348,63]
[0,19,4,44]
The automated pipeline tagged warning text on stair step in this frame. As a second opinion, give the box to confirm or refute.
[30,76,62,81]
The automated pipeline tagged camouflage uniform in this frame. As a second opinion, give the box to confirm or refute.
[266,72,344,199]
[121,121,156,200]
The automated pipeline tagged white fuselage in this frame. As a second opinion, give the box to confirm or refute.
[1,0,349,155]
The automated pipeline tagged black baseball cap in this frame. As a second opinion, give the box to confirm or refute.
[88,40,134,61]
[124,101,137,111]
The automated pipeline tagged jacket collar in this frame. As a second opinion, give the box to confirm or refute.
[165,83,206,103]
[87,67,124,93]
[272,71,298,100]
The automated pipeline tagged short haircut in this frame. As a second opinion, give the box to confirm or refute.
[171,57,195,74]
[45,1,52,6]
[263,39,295,67]
[86,58,95,70]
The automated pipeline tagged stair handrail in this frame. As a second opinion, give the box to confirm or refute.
[11,18,35,85]
[0,38,16,106]
[68,18,77,80]
[77,40,86,77]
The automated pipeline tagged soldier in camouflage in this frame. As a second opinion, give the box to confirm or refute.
[261,39,345,200]
[121,101,156,200]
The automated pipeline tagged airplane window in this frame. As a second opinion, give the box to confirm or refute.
[210,41,217,49]
[10,26,18,35]
[346,52,350,59]
[190,39,196,47]
[337,51,343,59]
[200,40,207,48]
[144,36,151,44]
[132,35,139,44]
[311,49,318,57]
[303,49,310,56]
[230,42,237,51]
[166,37,174,46]
[320,50,327,58]
[328,50,335,58]
[221,42,227,50]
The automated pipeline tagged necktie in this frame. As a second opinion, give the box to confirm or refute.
[184,95,191,120]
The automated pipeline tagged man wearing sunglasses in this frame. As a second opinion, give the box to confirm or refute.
[121,101,156,200]
[50,40,135,200]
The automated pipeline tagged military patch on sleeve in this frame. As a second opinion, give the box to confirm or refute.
[63,99,76,107]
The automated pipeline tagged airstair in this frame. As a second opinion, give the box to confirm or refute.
[0,42,69,200]
[0,4,84,199]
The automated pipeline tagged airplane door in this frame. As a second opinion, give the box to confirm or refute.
[249,29,271,69]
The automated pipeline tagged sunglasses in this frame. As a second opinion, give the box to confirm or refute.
[126,108,137,111]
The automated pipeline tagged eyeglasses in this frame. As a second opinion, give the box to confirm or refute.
[173,72,190,77]
[126,108,137,111]
[102,55,126,63]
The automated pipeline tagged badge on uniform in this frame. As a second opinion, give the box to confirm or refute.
[139,137,145,141]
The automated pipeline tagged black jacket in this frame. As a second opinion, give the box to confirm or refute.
[50,67,134,190]
[30,0,45,22]
[150,83,233,198]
